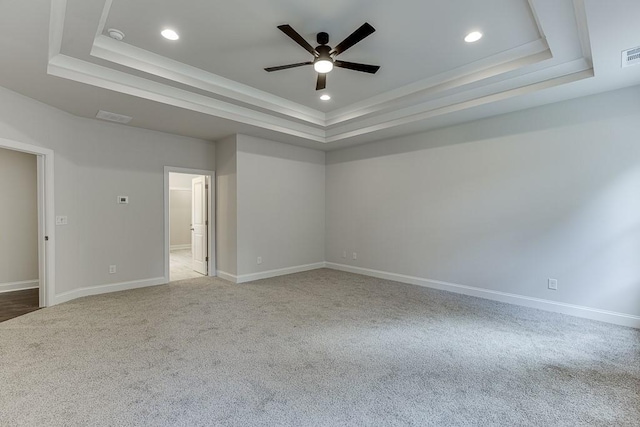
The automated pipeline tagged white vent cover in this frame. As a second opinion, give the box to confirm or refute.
[96,110,132,124]
[622,46,640,68]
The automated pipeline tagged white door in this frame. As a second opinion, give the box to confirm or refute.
[191,176,208,275]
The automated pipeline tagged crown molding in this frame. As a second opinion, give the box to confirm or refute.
[91,35,327,126]
[47,55,327,142]
[48,0,596,146]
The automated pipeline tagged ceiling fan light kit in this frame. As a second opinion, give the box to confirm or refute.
[265,23,380,90]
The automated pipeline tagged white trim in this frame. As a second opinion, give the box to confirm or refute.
[0,280,39,294]
[572,0,593,62]
[37,155,46,307]
[47,55,326,143]
[325,39,551,125]
[216,270,238,283]
[48,0,596,146]
[325,263,640,329]
[53,277,166,305]
[0,137,55,308]
[169,187,192,191]
[91,35,326,126]
[170,244,191,251]
[236,262,326,284]
[325,68,592,142]
[164,167,216,283]
[48,0,66,61]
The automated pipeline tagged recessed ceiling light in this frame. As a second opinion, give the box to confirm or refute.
[464,31,483,43]
[161,29,180,41]
[320,94,331,101]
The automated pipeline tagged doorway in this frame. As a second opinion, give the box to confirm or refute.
[0,147,39,321]
[164,167,215,282]
[0,138,55,311]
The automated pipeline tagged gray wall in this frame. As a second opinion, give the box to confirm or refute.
[169,190,191,247]
[169,173,202,248]
[236,135,325,276]
[215,135,238,276]
[0,86,215,296]
[0,147,38,288]
[326,86,640,317]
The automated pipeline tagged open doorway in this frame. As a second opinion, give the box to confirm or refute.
[164,168,215,282]
[0,147,39,321]
[0,138,55,315]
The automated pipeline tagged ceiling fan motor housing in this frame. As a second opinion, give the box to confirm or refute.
[316,45,332,60]
[317,32,329,45]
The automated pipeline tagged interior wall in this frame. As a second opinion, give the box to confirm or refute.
[169,190,192,248]
[0,86,216,299]
[326,86,640,318]
[215,135,238,276]
[169,173,201,191]
[236,134,325,277]
[0,147,38,291]
[169,173,202,248]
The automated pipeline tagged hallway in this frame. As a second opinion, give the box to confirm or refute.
[170,249,205,282]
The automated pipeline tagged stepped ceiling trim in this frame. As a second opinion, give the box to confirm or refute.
[48,0,594,145]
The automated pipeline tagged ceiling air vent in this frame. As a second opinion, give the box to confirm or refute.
[622,46,640,68]
[96,110,133,124]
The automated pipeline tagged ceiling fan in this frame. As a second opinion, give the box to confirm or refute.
[265,23,380,90]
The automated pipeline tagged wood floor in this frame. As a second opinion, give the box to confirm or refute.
[0,289,40,322]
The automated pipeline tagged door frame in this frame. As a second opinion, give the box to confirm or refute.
[164,166,216,282]
[0,137,55,307]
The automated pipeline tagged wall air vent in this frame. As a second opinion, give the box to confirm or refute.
[622,46,640,68]
[96,110,133,124]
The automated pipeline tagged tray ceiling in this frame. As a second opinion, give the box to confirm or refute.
[0,0,637,148]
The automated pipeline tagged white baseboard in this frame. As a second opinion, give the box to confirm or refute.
[53,277,167,305]
[217,263,326,284]
[325,263,640,329]
[170,244,191,251]
[216,270,238,283]
[0,280,39,294]
[236,262,326,284]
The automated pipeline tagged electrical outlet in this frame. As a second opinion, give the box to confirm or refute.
[55,216,68,226]
[342,250,347,259]
[257,256,262,265]
[548,278,558,290]
[352,252,357,260]
[109,265,116,274]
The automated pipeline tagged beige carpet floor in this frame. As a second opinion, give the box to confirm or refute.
[1,269,638,426]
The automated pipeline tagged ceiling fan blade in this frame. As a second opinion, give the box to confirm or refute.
[331,22,376,56]
[334,60,380,74]
[264,62,313,72]
[316,73,327,90]
[278,24,319,57]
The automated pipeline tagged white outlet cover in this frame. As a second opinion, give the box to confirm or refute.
[117,196,129,204]
[55,216,68,225]
[548,278,558,290]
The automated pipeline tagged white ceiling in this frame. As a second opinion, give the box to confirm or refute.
[1,0,639,150]
[102,0,541,110]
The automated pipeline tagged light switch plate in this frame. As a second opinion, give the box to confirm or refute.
[55,216,68,225]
